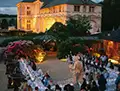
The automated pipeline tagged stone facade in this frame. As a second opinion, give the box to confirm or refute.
[17,0,101,34]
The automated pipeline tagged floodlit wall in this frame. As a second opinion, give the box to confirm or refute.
[17,0,101,34]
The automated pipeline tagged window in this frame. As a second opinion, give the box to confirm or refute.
[53,7,55,13]
[83,6,86,12]
[50,8,52,13]
[59,6,61,12]
[27,7,30,9]
[89,6,95,12]
[27,20,31,30]
[27,20,31,23]
[27,11,31,15]
[74,6,80,12]
[62,6,64,12]
[27,24,31,30]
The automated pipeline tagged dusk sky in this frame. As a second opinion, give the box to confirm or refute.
[0,0,103,14]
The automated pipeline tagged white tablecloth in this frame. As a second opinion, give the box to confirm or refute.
[19,58,47,91]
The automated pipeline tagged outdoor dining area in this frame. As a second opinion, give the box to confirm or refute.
[87,28,120,65]
[1,40,48,90]
[1,38,120,91]
[1,27,120,91]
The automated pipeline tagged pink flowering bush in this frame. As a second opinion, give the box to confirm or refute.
[4,40,46,62]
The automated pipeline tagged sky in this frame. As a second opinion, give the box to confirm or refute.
[0,0,103,15]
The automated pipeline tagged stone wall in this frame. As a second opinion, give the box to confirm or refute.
[17,0,102,34]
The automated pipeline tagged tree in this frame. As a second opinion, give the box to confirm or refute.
[49,22,67,32]
[1,19,8,29]
[9,18,16,27]
[57,38,85,59]
[0,20,1,29]
[46,16,92,58]
[102,0,120,31]
[66,15,91,36]
[47,22,70,42]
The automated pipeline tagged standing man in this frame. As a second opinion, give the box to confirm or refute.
[72,53,84,86]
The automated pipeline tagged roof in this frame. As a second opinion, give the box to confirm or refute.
[69,36,100,41]
[42,0,100,8]
[41,0,54,8]
[21,0,54,8]
[49,22,66,31]
[22,0,35,2]
[21,0,100,8]
[101,29,120,42]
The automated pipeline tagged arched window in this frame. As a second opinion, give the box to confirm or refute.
[62,5,64,12]
[27,20,31,30]
[27,11,31,15]
[26,6,31,15]
[27,24,31,30]
[83,5,86,12]
[53,7,55,13]
[27,6,30,9]
[27,20,31,23]
[59,6,62,12]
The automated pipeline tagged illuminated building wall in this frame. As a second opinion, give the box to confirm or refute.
[17,0,101,34]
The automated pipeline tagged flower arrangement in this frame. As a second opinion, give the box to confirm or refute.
[4,40,46,63]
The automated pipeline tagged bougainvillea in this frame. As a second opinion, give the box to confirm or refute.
[4,40,46,62]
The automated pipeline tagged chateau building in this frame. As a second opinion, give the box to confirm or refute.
[17,0,101,34]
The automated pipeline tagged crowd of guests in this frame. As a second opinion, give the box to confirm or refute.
[4,55,38,91]
[66,52,120,91]
[40,51,113,91]
[3,50,120,91]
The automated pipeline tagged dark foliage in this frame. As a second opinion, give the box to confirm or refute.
[57,38,86,59]
[102,0,120,31]
[1,19,8,29]
[66,15,91,36]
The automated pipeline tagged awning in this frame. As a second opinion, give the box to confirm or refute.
[101,29,120,42]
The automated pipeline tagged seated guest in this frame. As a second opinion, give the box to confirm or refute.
[67,54,73,64]
[55,84,61,91]
[70,85,74,91]
[118,66,120,72]
[86,83,91,91]
[64,84,74,91]
[95,58,99,65]
[45,89,48,91]
[23,83,29,91]
[45,72,50,79]
[13,79,21,91]
[103,69,109,79]
[85,72,89,83]
[98,74,107,91]
[80,89,86,91]
[105,55,108,66]
[29,60,37,71]
[42,72,51,86]
[88,72,94,83]
[90,81,99,91]
[115,73,120,90]
[7,77,13,89]
[110,62,114,69]
[35,87,39,91]
[116,82,120,91]
[47,85,52,91]
[99,64,105,72]
[81,78,87,90]
[106,61,111,68]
